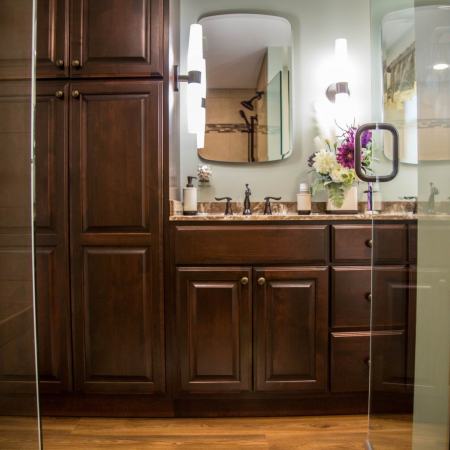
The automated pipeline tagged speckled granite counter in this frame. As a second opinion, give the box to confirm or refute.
[169,212,418,221]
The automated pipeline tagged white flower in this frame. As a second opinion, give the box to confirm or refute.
[313,149,337,175]
[330,165,345,183]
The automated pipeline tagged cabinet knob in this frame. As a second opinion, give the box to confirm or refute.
[55,58,64,68]
[365,239,373,249]
[71,59,81,68]
[71,90,80,98]
[365,292,372,302]
[240,277,249,286]
[364,357,371,367]
[55,90,64,99]
[257,277,266,286]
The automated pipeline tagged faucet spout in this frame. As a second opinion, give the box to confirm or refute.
[243,184,252,215]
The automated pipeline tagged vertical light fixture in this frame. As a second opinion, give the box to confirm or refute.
[197,58,207,149]
[187,24,203,134]
[326,38,353,125]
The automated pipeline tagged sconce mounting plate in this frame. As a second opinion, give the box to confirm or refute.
[326,81,350,103]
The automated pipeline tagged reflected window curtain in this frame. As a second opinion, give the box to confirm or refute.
[384,43,416,108]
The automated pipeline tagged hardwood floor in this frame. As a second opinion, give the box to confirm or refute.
[0,414,418,450]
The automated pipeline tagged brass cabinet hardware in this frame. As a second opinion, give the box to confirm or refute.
[71,90,80,98]
[240,277,249,286]
[71,59,81,68]
[257,277,266,286]
[55,58,65,68]
[55,90,64,99]
[365,292,372,302]
[365,239,373,248]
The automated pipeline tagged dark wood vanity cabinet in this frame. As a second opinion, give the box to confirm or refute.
[172,221,416,415]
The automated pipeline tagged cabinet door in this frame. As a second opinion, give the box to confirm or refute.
[70,0,163,78]
[254,267,329,392]
[35,81,71,393]
[0,0,68,79]
[176,267,252,393]
[70,80,164,394]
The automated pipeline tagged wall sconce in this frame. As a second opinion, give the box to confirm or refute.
[197,58,207,149]
[174,23,206,147]
[326,38,350,103]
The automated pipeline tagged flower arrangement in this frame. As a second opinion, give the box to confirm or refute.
[308,125,373,208]
[197,164,212,183]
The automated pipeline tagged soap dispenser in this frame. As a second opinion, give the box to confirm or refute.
[183,176,198,216]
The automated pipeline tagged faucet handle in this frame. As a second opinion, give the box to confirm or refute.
[215,197,233,216]
[263,196,282,215]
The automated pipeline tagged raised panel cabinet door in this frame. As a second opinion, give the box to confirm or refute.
[70,0,163,78]
[254,267,329,392]
[35,81,71,393]
[0,82,70,396]
[0,0,68,79]
[176,267,253,393]
[70,80,164,394]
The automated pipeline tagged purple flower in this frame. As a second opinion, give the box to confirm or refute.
[336,142,355,169]
[361,130,372,148]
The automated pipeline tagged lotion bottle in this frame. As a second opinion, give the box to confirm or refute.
[183,176,198,216]
[297,183,312,215]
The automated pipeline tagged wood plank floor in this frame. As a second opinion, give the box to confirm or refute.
[0,414,419,450]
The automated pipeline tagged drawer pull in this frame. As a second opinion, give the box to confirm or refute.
[365,239,373,248]
[71,59,81,68]
[240,277,249,286]
[55,58,64,68]
[55,90,64,99]
[257,277,266,286]
[364,357,371,367]
[71,90,80,98]
[365,292,372,302]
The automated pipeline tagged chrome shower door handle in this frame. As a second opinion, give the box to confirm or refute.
[355,123,399,183]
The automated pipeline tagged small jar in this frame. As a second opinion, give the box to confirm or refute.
[297,183,312,215]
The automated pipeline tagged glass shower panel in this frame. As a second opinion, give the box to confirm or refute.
[368,2,450,449]
[0,0,41,449]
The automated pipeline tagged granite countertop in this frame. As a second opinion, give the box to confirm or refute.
[169,212,418,221]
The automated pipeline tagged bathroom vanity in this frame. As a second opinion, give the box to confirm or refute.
[165,214,417,416]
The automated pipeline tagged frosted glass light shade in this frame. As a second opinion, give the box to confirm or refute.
[335,38,349,83]
[187,24,203,134]
[197,58,206,149]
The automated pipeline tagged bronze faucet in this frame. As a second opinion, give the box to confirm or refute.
[243,184,252,215]
[215,197,233,215]
[264,196,282,215]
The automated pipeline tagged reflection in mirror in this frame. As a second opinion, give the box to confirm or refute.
[198,14,292,164]
[382,5,450,164]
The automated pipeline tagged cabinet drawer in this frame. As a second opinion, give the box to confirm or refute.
[331,332,370,392]
[332,267,371,329]
[174,225,328,265]
[331,331,406,393]
[332,225,408,264]
[332,267,409,330]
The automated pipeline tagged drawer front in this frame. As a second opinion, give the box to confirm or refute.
[174,225,329,265]
[331,333,370,392]
[332,267,409,330]
[331,331,407,393]
[332,224,408,264]
[332,267,371,329]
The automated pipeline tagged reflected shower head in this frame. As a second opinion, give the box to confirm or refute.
[239,110,251,131]
[241,91,264,111]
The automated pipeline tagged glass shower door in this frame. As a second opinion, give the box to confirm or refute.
[0,0,41,448]
[364,1,450,449]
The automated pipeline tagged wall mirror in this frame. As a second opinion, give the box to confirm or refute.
[198,13,293,164]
